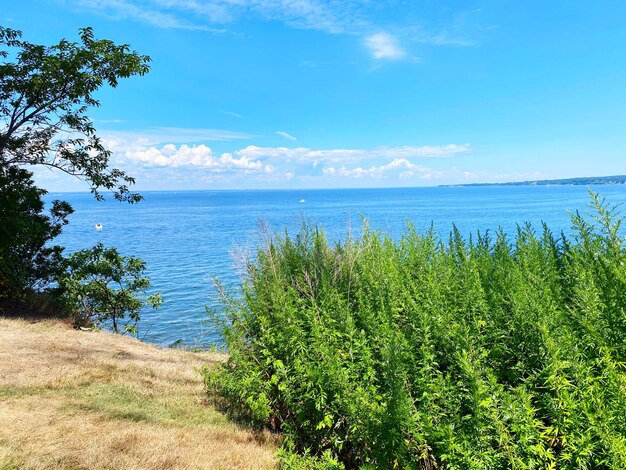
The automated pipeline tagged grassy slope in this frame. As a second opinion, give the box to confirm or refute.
[0,318,277,469]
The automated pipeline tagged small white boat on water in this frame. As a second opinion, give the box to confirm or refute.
[95,223,103,231]
[299,199,305,203]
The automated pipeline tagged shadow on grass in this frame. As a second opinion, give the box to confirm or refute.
[0,292,80,324]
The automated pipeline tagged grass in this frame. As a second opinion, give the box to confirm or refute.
[0,317,278,469]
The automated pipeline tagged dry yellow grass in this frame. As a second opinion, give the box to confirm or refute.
[0,318,278,469]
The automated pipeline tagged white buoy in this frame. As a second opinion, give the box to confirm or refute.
[95,223,103,231]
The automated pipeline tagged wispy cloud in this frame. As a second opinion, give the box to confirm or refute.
[364,32,406,60]
[95,118,126,124]
[101,127,253,146]
[67,0,359,33]
[59,1,487,52]
[412,30,475,47]
[299,59,326,70]
[276,131,297,141]
[407,10,489,47]
[236,144,470,164]
[67,0,212,30]
[219,110,244,119]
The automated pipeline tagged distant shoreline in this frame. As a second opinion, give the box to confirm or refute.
[441,175,626,187]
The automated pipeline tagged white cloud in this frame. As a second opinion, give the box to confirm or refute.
[101,131,470,181]
[125,143,263,170]
[323,158,430,179]
[276,131,297,141]
[364,32,406,59]
[236,143,470,164]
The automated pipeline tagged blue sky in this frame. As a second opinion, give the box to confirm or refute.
[3,1,626,191]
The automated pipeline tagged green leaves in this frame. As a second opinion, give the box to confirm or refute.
[0,24,150,202]
[0,166,72,299]
[208,195,626,468]
[59,243,161,334]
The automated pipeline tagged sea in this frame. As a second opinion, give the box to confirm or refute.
[47,185,626,347]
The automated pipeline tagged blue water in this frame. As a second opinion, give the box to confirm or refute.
[47,185,626,346]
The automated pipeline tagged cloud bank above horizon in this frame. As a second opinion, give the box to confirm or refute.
[97,129,472,186]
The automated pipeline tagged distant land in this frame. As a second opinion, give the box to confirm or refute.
[443,175,626,187]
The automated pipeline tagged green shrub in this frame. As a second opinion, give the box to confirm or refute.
[207,191,626,469]
[59,243,162,334]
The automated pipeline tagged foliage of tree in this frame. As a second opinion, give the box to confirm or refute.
[0,25,151,302]
[207,192,626,468]
[0,165,72,300]
[59,243,162,334]
[0,25,150,202]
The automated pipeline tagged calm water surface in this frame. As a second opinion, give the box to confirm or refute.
[47,185,626,346]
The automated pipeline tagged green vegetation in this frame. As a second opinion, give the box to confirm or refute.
[59,244,162,334]
[0,25,150,202]
[0,165,72,300]
[0,25,157,332]
[207,192,626,469]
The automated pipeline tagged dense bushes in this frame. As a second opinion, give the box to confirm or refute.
[206,192,626,469]
[0,166,72,300]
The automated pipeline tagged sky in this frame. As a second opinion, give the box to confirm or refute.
[3,1,626,191]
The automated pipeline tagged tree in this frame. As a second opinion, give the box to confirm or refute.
[59,243,162,334]
[0,25,150,300]
[0,165,72,299]
[0,26,150,202]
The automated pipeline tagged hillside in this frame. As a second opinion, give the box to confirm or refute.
[0,318,277,469]
[443,174,626,187]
